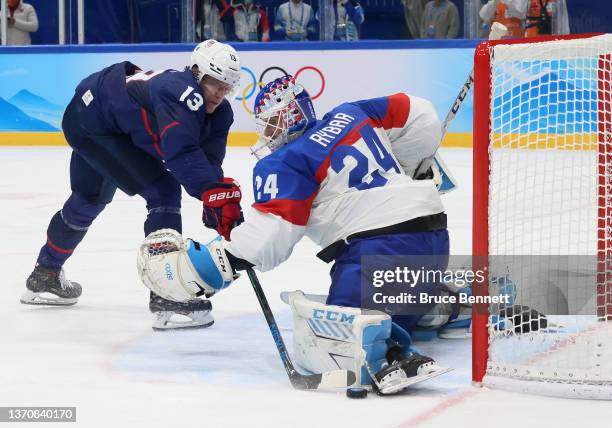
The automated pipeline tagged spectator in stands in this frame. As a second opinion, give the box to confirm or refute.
[525,0,569,37]
[195,0,228,41]
[420,0,459,39]
[479,0,527,38]
[401,0,427,39]
[274,0,316,41]
[1,0,38,45]
[232,0,271,42]
[317,0,364,41]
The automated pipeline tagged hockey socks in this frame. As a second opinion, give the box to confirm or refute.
[37,211,88,268]
[37,193,106,268]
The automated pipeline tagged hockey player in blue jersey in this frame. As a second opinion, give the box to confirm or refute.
[22,40,244,330]
[137,75,451,392]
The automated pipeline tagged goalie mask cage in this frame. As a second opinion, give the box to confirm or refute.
[472,33,612,399]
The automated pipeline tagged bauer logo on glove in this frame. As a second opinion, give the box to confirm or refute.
[205,189,241,203]
[201,177,244,240]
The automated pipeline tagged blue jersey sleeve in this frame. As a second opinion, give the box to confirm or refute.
[150,77,220,198]
[202,100,233,179]
[251,154,319,226]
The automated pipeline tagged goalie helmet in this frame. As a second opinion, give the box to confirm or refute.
[251,75,317,159]
[190,39,241,94]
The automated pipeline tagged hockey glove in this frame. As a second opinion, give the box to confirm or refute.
[138,230,238,302]
[201,178,244,240]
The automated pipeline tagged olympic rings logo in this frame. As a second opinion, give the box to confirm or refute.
[236,65,326,115]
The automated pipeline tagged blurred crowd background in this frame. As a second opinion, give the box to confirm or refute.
[0,0,610,46]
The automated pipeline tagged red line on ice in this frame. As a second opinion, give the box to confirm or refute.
[396,388,481,428]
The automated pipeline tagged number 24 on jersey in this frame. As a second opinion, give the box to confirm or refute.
[255,174,279,200]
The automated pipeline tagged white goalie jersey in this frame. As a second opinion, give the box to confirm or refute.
[227,93,445,270]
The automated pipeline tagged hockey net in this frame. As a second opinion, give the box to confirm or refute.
[472,33,612,399]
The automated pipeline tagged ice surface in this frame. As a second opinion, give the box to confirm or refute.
[1,147,609,428]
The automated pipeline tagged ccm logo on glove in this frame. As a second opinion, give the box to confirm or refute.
[215,248,229,273]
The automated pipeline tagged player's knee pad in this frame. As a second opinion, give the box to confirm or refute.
[137,229,237,302]
[282,290,392,387]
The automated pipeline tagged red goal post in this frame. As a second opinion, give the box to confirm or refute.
[472,33,612,399]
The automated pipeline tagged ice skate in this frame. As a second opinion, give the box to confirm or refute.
[21,265,82,306]
[371,351,452,395]
[149,292,214,331]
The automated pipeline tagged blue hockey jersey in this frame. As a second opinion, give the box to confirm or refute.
[72,61,233,198]
[227,93,445,270]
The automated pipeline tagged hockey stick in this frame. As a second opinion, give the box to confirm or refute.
[414,22,508,191]
[246,268,356,390]
[441,22,508,136]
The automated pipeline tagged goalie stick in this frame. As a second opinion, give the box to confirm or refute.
[414,22,508,192]
[246,268,356,390]
[441,22,508,137]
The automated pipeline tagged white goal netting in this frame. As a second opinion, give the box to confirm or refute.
[478,34,612,399]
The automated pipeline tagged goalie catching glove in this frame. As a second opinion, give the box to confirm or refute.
[201,178,243,240]
[137,229,238,302]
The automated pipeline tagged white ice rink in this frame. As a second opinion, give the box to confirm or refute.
[1,147,610,428]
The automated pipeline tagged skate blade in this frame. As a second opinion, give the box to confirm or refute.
[379,365,454,395]
[151,311,215,331]
[20,290,78,306]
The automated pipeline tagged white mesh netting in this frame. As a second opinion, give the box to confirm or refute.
[483,34,612,399]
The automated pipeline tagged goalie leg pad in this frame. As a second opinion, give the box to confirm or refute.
[282,290,391,387]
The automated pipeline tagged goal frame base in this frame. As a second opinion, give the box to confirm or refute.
[483,375,612,400]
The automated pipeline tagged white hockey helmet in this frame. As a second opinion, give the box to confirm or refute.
[190,39,241,93]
